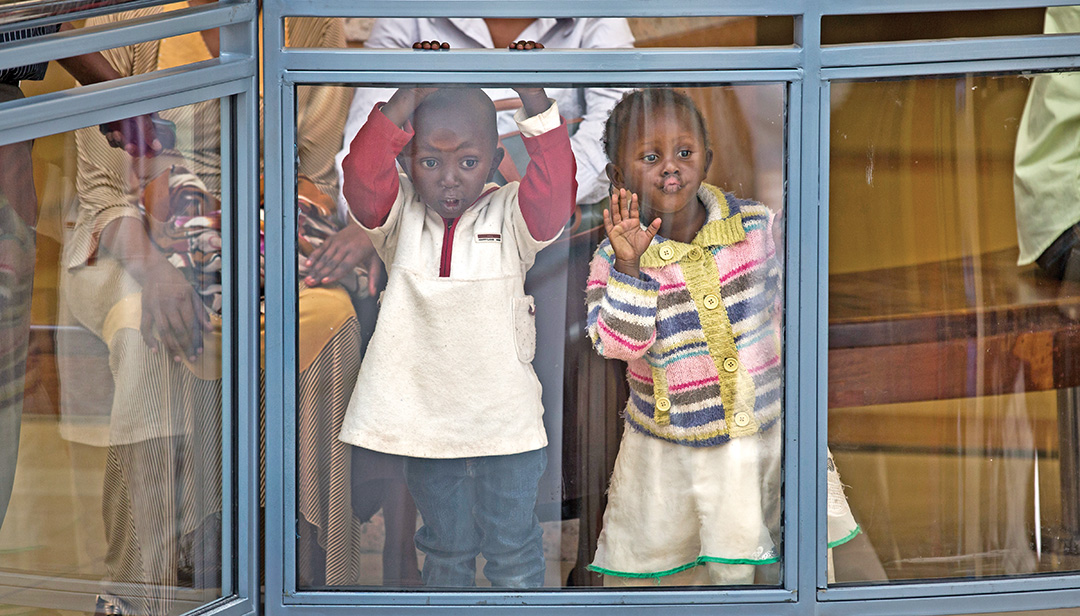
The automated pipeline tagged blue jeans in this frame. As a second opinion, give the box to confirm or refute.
[404,448,547,588]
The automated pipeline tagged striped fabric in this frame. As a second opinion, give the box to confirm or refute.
[98,329,223,616]
[0,205,34,419]
[0,25,61,84]
[586,184,782,447]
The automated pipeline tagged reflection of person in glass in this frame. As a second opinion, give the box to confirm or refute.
[0,24,164,537]
[338,78,576,587]
[1014,6,1080,282]
[58,6,365,613]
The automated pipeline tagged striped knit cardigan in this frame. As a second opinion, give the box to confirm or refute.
[586,184,782,447]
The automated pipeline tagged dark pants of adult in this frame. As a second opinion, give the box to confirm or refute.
[1037,222,1080,281]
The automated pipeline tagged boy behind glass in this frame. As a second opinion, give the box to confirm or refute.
[338,85,576,587]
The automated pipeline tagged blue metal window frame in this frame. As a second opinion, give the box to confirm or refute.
[0,3,261,616]
[258,0,1080,614]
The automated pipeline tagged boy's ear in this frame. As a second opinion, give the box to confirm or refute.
[397,151,411,175]
[605,163,625,190]
[488,146,506,182]
[703,148,713,175]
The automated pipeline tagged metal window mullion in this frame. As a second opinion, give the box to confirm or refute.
[219,93,238,603]
[817,588,1080,616]
[822,54,1080,80]
[281,69,801,87]
[821,33,1080,69]
[284,588,797,608]
[0,2,256,74]
[821,0,1079,14]
[230,78,261,616]
[792,4,825,612]
[268,0,803,18]
[823,572,1080,602]
[262,0,291,608]
[280,48,802,73]
[782,76,805,606]
[0,57,254,146]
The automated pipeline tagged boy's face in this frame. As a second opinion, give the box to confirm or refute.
[403,104,504,220]
[609,107,712,217]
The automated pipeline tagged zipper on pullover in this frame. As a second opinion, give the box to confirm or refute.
[439,216,458,277]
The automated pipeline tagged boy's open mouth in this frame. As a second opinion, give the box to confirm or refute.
[440,197,462,210]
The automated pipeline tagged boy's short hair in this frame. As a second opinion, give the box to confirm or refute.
[410,88,499,149]
[602,88,709,163]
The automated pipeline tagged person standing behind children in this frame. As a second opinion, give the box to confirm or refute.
[338,74,576,587]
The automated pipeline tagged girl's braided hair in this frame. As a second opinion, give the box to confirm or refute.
[602,88,709,163]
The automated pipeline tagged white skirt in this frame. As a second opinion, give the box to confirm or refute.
[589,428,778,583]
[589,426,860,583]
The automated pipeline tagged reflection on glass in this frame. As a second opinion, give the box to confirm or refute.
[828,69,1080,584]
[301,16,794,50]
[0,100,223,616]
[304,82,784,589]
[821,9,1045,45]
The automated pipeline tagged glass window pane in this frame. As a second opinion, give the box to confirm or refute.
[294,81,786,591]
[0,0,182,30]
[821,8,1046,45]
[0,98,226,615]
[10,5,222,106]
[294,17,794,49]
[827,70,1080,584]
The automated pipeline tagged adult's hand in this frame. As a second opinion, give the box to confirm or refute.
[99,113,167,158]
[140,261,210,363]
[304,222,382,296]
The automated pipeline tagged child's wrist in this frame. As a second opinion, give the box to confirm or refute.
[613,258,641,278]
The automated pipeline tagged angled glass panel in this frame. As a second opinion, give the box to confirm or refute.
[0,96,229,615]
[290,79,787,592]
[827,68,1080,584]
[287,17,794,49]
[5,3,227,107]
[0,0,182,31]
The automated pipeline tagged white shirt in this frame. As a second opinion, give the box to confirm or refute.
[334,17,634,214]
[338,104,567,458]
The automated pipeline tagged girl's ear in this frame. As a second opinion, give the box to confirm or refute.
[606,163,625,190]
[704,148,714,175]
[488,146,506,182]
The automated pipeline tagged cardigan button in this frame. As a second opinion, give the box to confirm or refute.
[723,357,739,373]
[688,246,703,260]
[659,245,675,260]
[703,294,720,310]
[655,396,671,412]
[733,411,751,427]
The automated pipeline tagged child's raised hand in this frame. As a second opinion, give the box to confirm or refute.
[603,188,661,278]
[380,86,439,127]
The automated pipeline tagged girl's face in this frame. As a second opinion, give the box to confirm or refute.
[610,107,712,218]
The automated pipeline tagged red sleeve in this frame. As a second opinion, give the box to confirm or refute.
[341,104,414,229]
[518,121,577,241]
